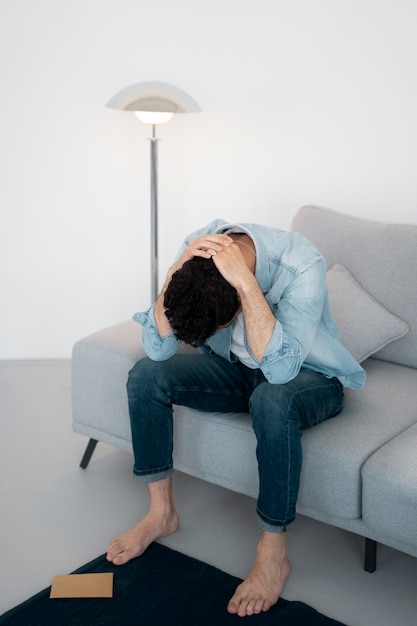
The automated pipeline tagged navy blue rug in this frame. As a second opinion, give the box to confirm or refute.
[0,543,347,625]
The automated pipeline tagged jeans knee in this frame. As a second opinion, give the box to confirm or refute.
[127,357,148,390]
[127,357,179,405]
[127,357,164,401]
[250,383,294,435]
[250,383,293,416]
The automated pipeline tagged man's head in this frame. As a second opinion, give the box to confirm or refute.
[164,257,240,347]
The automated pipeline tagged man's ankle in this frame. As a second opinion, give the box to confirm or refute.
[258,531,287,557]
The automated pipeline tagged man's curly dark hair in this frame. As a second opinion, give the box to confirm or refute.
[164,256,240,347]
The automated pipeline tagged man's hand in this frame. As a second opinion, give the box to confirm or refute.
[212,242,253,291]
[173,234,233,271]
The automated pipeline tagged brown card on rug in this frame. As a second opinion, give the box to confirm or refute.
[50,573,114,598]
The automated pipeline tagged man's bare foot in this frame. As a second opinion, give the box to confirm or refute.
[106,510,179,565]
[227,531,291,617]
[106,477,179,565]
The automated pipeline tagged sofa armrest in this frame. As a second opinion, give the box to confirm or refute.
[72,320,143,449]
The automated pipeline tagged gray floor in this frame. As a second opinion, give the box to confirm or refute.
[1,360,416,625]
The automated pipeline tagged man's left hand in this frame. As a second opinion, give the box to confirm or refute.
[212,243,253,291]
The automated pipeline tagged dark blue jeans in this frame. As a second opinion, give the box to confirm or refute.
[127,353,344,533]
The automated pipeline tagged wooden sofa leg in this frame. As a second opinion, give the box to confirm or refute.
[364,538,377,573]
[79,438,99,469]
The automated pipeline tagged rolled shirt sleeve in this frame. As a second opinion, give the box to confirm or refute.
[133,307,181,361]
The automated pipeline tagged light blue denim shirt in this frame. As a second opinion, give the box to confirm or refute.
[134,220,366,390]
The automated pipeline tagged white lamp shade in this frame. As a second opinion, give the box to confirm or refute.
[106,81,201,117]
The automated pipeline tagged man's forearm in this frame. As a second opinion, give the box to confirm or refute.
[153,265,177,338]
[238,275,276,362]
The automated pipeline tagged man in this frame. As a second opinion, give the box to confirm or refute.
[106,219,365,618]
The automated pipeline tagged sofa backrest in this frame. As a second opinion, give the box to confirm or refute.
[292,205,417,368]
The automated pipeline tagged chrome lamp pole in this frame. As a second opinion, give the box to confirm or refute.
[149,124,159,303]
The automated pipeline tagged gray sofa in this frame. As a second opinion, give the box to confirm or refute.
[72,205,417,572]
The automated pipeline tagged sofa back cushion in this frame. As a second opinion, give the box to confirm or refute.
[291,205,417,368]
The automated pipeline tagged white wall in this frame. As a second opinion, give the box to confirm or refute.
[1,0,416,359]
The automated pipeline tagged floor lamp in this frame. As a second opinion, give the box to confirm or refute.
[107,81,201,303]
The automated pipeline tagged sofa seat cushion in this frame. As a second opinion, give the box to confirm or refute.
[362,423,417,546]
[297,359,417,519]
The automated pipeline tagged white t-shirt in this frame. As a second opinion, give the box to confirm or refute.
[230,313,258,369]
